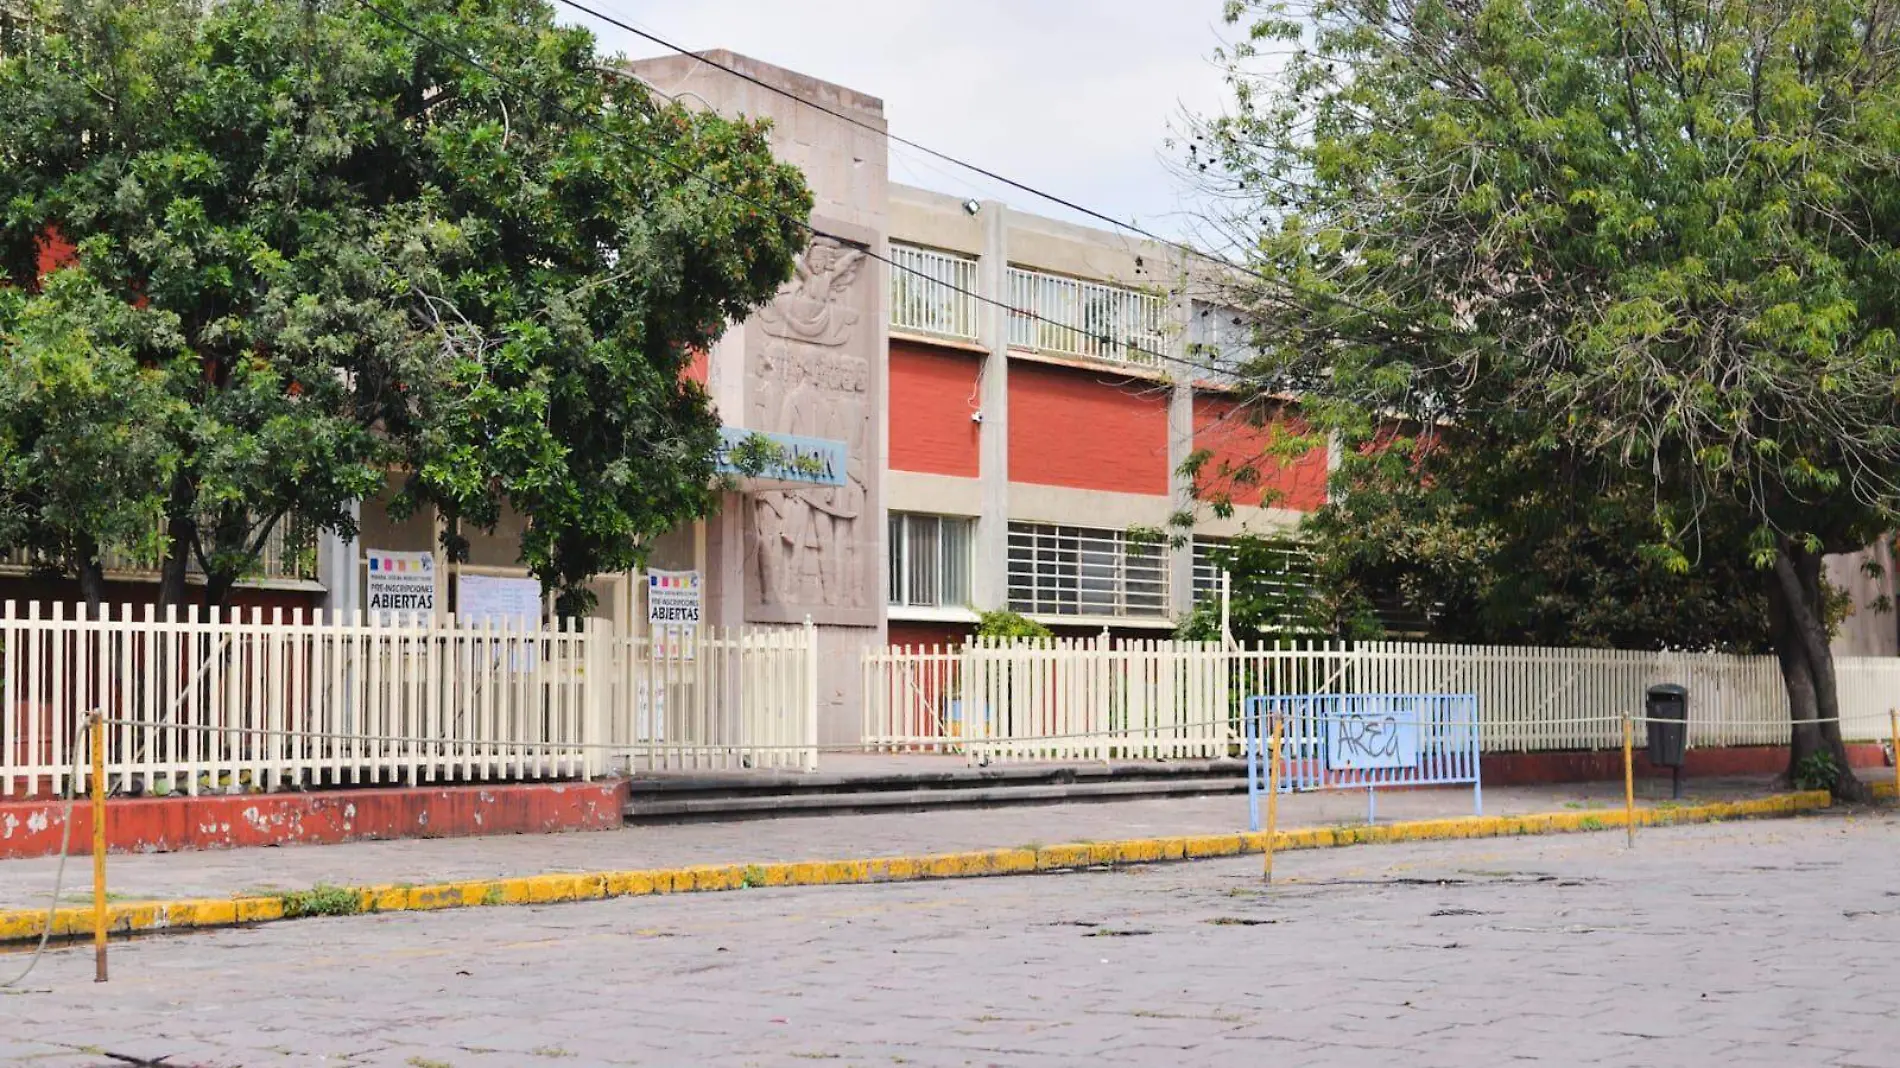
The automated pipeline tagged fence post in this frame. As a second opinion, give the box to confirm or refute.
[582,617,607,780]
[1889,709,1899,801]
[1623,711,1636,848]
[802,616,819,772]
[90,709,107,983]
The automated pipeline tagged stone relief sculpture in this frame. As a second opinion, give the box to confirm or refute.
[748,238,875,614]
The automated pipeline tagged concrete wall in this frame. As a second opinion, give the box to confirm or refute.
[629,51,891,746]
[1828,542,1899,657]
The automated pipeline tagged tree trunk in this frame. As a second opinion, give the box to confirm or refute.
[201,573,234,614]
[75,539,106,621]
[157,470,197,610]
[1768,539,1868,801]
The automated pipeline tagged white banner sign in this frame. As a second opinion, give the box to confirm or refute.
[1326,710,1420,771]
[647,569,702,626]
[365,550,436,616]
[458,574,542,627]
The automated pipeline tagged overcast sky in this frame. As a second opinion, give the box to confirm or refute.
[563,1,1239,241]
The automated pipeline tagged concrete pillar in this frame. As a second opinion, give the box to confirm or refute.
[975,200,1011,612]
[1167,382,1196,618]
[1166,271,1196,619]
[318,503,360,620]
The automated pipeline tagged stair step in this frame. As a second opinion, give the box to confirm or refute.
[627,759,1248,799]
[622,775,1248,823]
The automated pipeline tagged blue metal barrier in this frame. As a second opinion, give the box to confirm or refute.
[1245,693,1482,830]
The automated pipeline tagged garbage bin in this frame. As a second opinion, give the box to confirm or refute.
[1645,684,1688,798]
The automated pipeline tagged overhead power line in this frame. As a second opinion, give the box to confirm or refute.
[344,0,1236,380]
[547,0,1422,330]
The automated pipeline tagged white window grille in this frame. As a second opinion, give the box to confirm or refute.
[889,243,980,341]
[1006,266,1167,367]
[1191,536,1312,605]
[1007,522,1169,618]
[1188,302,1258,385]
[889,513,975,608]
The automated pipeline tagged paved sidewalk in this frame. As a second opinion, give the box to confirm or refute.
[0,774,1824,911]
[5,813,1897,1066]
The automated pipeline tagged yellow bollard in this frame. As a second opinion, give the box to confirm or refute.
[1623,712,1636,849]
[1264,717,1284,883]
[90,711,107,983]
[1890,710,1899,801]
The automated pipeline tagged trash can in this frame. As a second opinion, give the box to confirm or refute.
[1645,684,1688,798]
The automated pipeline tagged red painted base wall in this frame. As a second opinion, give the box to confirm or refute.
[0,780,629,860]
[1482,744,1889,786]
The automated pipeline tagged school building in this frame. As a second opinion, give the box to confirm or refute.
[8,50,1892,748]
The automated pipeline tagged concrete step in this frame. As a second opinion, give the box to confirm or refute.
[622,772,1249,823]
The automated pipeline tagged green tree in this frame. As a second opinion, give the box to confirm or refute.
[1175,531,1343,642]
[1295,430,1779,651]
[0,0,811,615]
[0,270,181,612]
[1196,0,1900,796]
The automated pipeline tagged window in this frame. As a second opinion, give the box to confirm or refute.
[1006,267,1166,366]
[890,243,980,340]
[889,513,974,608]
[1007,523,1169,617]
[1191,537,1312,606]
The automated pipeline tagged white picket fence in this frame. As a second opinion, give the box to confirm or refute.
[862,635,1231,762]
[864,637,1900,764]
[0,602,817,799]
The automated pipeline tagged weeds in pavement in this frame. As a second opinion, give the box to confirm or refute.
[280,884,363,919]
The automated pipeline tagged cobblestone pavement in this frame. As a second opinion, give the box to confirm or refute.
[5,811,1898,1067]
[0,776,1798,909]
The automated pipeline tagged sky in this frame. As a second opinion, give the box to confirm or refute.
[560,0,1241,242]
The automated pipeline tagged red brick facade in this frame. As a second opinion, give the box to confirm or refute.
[1007,362,1168,494]
[1191,394,1329,512]
[888,339,982,477]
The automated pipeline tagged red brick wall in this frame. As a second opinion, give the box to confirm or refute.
[889,340,982,477]
[1008,363,1168,494]
[1192,394,1329,511]
[887,620,973,650]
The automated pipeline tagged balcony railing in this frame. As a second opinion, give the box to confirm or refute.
[889,243,980,341]
[1007,267,1167,367]
[0,519,319,585]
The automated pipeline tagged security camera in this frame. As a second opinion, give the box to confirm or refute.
[971,410,985,423]
[962,198,982,217]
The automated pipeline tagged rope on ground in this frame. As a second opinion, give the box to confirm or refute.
[1,717,85,990]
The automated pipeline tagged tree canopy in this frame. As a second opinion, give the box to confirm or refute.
[1193,0,1900,795]
[0,0,812,614]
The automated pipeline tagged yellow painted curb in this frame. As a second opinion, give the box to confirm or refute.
[0,789,1836,945]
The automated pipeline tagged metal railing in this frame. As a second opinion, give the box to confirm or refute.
[890,243,980,341]
[1007,266,1167,366]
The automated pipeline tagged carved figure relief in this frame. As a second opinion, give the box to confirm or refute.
[747,238,875,615]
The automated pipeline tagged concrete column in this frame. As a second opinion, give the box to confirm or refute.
[974,200,1011,612]
[1166,271,1196,619]
[318,503,361,620]
[1167,382,1196,618]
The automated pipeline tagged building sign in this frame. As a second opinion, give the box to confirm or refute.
[647,570,702,625]
[715,427,847,487]
[458,574,541,627]
[365,550,436,615]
